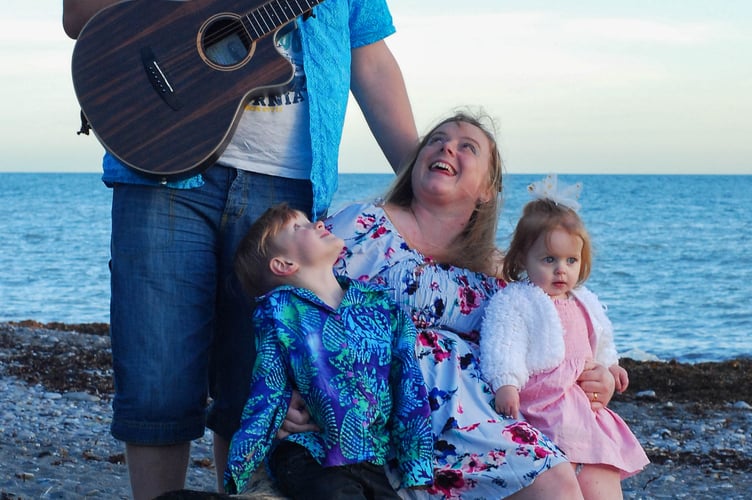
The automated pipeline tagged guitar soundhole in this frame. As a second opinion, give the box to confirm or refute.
[201,17,253,69]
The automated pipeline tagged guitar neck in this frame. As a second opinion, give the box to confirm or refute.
[243,0,325,40]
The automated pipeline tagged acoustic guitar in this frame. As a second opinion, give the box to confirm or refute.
[72,0,323,179]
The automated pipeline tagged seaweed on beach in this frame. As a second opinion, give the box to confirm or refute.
[1,321,750,405]
[0,321,113,395]
[618,358,752,406]
[1,320,751,494]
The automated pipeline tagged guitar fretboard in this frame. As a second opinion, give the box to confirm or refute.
[243,0,323,40]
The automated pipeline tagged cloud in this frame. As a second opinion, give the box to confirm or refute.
[0,19,73,75]
[0,18,67,44]
[392,11,729,82]
[382,8,751,174]
[560,17,726,44]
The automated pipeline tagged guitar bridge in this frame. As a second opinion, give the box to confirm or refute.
[140,47,182,110]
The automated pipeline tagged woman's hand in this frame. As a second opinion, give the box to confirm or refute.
[276,389,319,439]
[577,361,616,410]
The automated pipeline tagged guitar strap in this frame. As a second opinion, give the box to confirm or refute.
[77,110,91,136]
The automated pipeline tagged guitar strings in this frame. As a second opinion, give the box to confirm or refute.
[127,0,320,94]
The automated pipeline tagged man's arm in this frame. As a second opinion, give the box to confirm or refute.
[63,0,119,39]
[350,40,418,173]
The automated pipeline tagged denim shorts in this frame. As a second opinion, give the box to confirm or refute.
[109,167,313,445]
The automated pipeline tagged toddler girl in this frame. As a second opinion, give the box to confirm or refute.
[480,175,649,500]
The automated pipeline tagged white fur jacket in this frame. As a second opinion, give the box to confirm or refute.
[479,281,619,391]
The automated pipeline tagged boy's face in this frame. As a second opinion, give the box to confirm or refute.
[274,212,344,268]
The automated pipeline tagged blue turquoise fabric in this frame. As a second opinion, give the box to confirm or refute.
[224,277,433,494]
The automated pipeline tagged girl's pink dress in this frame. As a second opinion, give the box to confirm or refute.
[519,297,649,478]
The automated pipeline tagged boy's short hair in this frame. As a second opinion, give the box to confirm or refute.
[234,203,302,297]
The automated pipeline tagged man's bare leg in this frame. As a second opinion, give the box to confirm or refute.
[213,433,230,493]
[126,442,191,500]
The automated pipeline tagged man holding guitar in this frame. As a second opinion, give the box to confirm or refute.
[63,1,417,498]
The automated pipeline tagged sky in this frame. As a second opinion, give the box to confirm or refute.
[1,1,750,175]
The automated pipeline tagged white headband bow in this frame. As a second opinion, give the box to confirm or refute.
[527,174,582,212]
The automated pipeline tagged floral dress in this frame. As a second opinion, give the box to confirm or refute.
[328,202,568,499]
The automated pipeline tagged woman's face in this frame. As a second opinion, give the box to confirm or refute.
[411,121,494,210]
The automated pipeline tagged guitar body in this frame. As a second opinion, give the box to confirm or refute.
[72,0,312,179]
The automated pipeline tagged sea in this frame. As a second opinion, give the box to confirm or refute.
[1,173,750,364]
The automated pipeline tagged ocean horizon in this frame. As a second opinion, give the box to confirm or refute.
[1,172,750,364]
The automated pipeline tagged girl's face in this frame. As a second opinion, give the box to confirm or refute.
[524,227,583,300]
[411,121,494,211]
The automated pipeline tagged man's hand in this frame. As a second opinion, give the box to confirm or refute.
[63,0,120,39]
[276,390,319,439]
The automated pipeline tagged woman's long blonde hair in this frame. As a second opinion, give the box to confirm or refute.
[383,110,504,276]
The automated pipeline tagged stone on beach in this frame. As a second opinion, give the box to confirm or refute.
[1,321,751,499]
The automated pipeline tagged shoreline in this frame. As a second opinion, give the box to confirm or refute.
[3,320,750,404]
[1,321,751,498]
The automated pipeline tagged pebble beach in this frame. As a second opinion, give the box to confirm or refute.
[1,322,751,499]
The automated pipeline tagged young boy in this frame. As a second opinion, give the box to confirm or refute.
[225,203,434,498]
